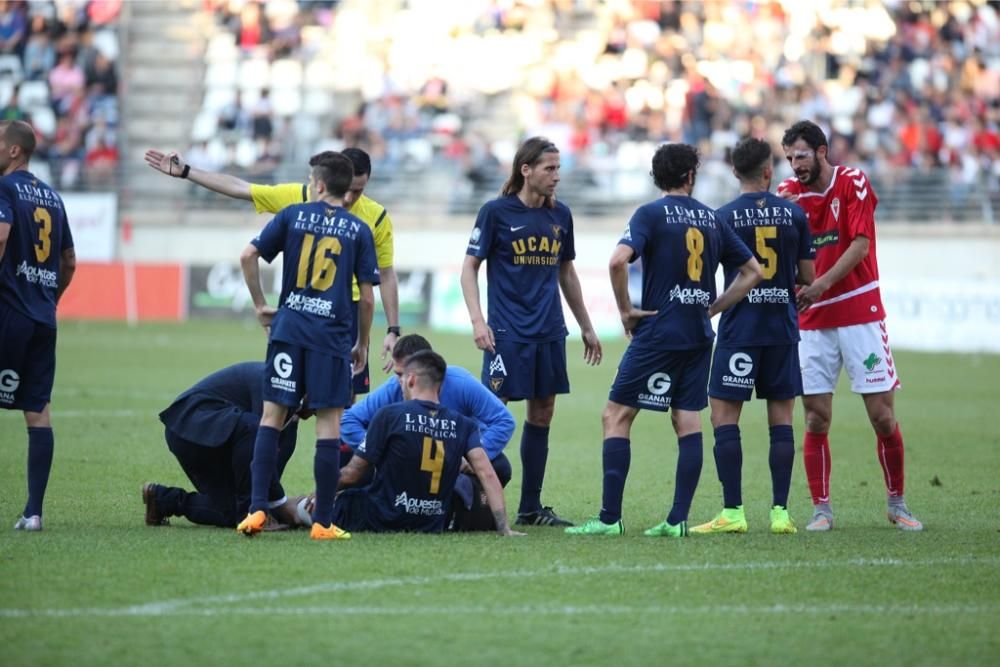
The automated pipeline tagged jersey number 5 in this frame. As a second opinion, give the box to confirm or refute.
[295,233,342,290]
[33,207,52,262]
[754,226,778,280]
[420,436,445,494]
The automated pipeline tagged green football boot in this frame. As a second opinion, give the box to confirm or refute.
[769,505,797,534]
[564,516,624,536]
[643,520,688,537]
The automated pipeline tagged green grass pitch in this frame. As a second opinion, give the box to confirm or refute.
[1,320,998,666]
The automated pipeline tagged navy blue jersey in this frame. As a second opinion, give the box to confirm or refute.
[715,192,814,345]
[159,362,296,451]
[252,202,379,357]
[0,170,72,327]
[356,400,480,533]
[620,195,752,350]
[466,195,575,343]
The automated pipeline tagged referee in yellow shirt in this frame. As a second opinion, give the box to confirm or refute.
[144,147,400,395]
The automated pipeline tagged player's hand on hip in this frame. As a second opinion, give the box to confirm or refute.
[380,332,398,373]
[582,327,603,365]
[255,304,276,332]
[472,320,496,354]
[620,308,657,339]
[352,342,369,376]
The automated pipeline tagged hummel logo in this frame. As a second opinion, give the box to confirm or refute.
[510,225,526,232]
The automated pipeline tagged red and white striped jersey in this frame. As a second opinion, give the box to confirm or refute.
[778,166,885,330]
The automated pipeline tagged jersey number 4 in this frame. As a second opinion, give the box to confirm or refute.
[754,226,778,280]
[420,436,445,494]
[296,233,342,290]
[33,207,52,262]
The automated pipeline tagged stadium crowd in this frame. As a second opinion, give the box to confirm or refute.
[192,0,1000,207]
[0,0,120,189]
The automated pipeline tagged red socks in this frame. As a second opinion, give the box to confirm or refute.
[877,424,905,497]
[803,432,831,505]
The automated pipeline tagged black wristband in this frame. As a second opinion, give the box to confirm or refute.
[180,164,190,179]
[387,326,401,336]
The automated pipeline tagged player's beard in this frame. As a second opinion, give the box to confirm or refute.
[797,161,820,186]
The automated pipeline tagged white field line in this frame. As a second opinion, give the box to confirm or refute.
[2,555,997,619]
[5,603,995,620]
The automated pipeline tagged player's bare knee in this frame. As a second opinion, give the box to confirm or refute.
[869,411,896,437]
[805,410,830,433]
[601,405,626,434]
[526,398,555,426]
[24,407,51,429]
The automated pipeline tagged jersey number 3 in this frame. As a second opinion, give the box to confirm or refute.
[33,207,52,262]
[420,436,445,494]
[296,233,342,290]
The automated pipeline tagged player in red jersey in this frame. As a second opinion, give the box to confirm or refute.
[778,120,922,532]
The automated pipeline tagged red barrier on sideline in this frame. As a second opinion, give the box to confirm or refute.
[57,262,186,321]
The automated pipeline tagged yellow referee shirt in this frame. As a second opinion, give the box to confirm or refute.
[248,183,394,301]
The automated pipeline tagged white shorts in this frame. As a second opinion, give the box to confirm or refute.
[799,320,901,395]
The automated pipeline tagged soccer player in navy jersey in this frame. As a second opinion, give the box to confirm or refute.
[324,350,523,535]
[143,362,307,529]
[341,334,514,485]
[566,142,762,537]
[0,120,76,532]
[461,137,602,527]
[690,138,815,535]
[237,152,379,540]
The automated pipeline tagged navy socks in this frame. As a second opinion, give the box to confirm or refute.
[599,437,631,524]
[24,427,54,517]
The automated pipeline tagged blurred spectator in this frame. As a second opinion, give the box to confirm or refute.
[22,15,55,80]
[83,134,117,186]
[0,0,27,56]
[85,50,116,97]
[1,83,27,121]
[48,50,83,113]
[251,88,273,145]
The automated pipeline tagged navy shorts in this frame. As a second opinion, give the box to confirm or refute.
[609,344,711,412]
[482,338,569,400]
[709,344,802,401]
[349,300,370,395]
[263,340,353,409]
[331,488,376,532]
[0,302,56,412]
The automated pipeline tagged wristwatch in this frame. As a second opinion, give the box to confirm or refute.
[387,326,401,336]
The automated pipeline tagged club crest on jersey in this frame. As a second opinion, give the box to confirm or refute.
[490,377,504,393]
[756,198,766,208]
[551,224,563,239]
[489,354,507,377]
[831,197,841,221]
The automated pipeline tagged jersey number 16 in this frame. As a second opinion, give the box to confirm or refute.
[296,233,342,290]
